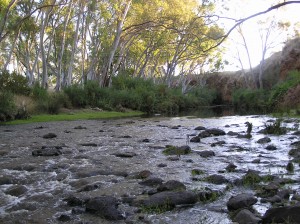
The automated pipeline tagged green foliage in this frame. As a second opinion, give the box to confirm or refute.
[0,70,31,95]
[191,169,205,176]
[263,119,287,135]
[242,171,261,187]
[31,83,48,101]
[0,91,16,121]
[63,84,87,108]
[232,88,269,114]
[268,70,300,108]
[286,162,294,173]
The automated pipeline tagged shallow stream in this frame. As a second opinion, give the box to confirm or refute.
[0,115,299,223]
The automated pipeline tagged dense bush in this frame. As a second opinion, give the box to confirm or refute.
[0,70,31,95]
[232,88,269,114]
[268,70,300,108]
[0,91,16,121]
[63,84,87,107]
[62,76,218,115]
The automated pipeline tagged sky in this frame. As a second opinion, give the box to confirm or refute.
[216,0,300,71]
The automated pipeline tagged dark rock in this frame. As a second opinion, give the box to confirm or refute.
[120,135,132,138]
[32,147,62,156]
[0,176,13,185]
[112,152,137,158]
[211,140,225,147]
[163,145,191,155]
[9,202,37,212]
[157,163,167,168]
[57,214,71,222]
[198,131,211,138]
[289,148,300,159]
[197,189,221,202]
[141,191,197,209]
[257,137,271,144]
[5,185,28,197]
[139,177,163,187]
[80,143,98,147]
[261,195,281,204]
[265,145,277,151]
[207,128,226,136]
[134,170,152,179]
[198,150,215,158]
[76,169,128,178]
[227,131,239,136]
[194,126,206,130]
[85,196,124,220]
[234,209,261,224]
[291,140,300,147]
[79,183,101,192]
[157,180,186,192]
[277,189,294,199]
[74,126,87,129]
[227,193,258,211]
[226,163,237,172]
[42,133,57,139]
[292,130,300,135]
[171,125,181,129]
[167,156,180,161]
[252,158,261,163]
[64,196,85,207]
[206,174,228,185]
[262,206,300,224]
[190,136,201,142]
[142,139,150,142]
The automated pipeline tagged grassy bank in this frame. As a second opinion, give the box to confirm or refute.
[3,110,144,125]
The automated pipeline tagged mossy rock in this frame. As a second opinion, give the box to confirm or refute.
[163,145,191,156]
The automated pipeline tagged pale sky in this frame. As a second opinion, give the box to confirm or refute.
[216,0,300,71]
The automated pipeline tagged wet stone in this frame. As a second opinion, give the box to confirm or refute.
[234,209,261,224]
[227,193,258,211]
[141,191,198,209]
[206,174,229,185]
[42,133,57,139]
[5,185,28,197]
[85,196,124,220]
[194,126,206,130]
[198,150,215,158]
[0,176,13,185]
[32,147,62,156]
[157,180,186,192]
[257,137,271,144]
[265,145,277,151]
[79,143,98,147]
[139,177,163,187]
[262,206,300,224]
[112,152,137,158]
[226,163,237,172]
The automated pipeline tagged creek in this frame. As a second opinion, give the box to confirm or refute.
[0,114,299,223]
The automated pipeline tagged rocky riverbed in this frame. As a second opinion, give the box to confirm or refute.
[0,115,300,224]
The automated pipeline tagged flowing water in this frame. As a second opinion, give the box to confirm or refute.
[0,115,299,223]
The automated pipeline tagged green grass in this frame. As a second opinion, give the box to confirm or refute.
[2,110,144,125]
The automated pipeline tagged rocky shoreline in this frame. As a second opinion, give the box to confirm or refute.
[0,115,299,223]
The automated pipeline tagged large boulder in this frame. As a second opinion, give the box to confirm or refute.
[157,180,186,192]
[32,146,62,156]
[234,209,261,224]
[262,205,300,224]
[85,196,124,220]
[141,191,198,210]
[227,193,258,211]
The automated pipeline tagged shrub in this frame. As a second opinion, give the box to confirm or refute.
[268,70,300,108]
[63,84,87,107]
[232,88,269,114]
[0,70,31,95]
[0,91,16,121]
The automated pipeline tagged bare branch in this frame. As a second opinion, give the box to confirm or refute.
[203,1,300,52]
